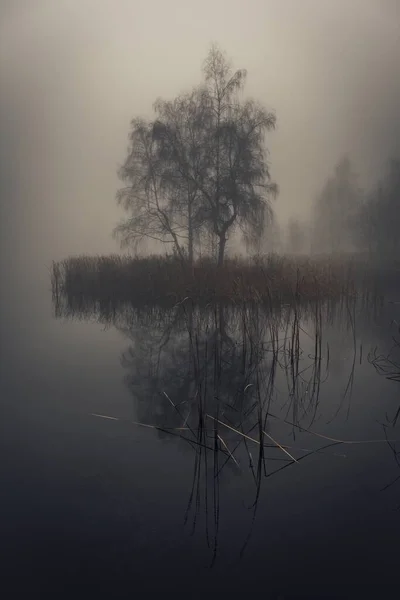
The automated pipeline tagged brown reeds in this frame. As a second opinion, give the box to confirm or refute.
[50,252,383,309]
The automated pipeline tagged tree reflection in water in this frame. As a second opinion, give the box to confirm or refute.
[53,286,400,562]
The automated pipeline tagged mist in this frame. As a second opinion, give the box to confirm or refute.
[1,0,399,280]
[3,3,400,592]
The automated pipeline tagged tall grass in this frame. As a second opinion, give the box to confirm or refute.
[51,252,389,310]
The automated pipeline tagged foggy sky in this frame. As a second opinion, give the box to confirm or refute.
[1,0,399,276]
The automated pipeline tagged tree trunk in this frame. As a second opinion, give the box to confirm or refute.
[217,235,226,268]
[188,200,193,266]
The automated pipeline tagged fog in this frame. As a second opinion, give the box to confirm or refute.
[2,4,400,592]
[1,0,399,279]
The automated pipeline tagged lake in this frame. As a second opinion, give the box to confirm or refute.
[2,276,400,598]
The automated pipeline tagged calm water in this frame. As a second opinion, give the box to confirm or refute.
[2,279,400,598]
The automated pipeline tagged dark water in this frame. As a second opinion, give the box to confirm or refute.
[2,280,400,598]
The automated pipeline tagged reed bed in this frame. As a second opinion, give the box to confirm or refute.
[51,252,390,309]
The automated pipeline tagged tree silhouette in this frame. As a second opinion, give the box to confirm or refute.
[114,44,278,265]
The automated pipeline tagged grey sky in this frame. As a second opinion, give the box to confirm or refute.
[1,0,399,272]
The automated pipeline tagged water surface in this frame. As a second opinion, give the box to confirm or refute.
[2,282,400,598]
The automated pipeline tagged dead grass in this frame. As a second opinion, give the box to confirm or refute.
[51,252,384,308]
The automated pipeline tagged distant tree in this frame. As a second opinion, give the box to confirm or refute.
[312,157,362,254]
[114,44,278,266]
[269,218,283,254]
[379,159,400,257]
[286,217,307,254]
[355,159,400,258]
[352,185,381,255]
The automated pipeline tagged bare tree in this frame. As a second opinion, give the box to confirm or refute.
[113,118,187,261]
[151,90,211,264]
[114,45,278,267]
[199,45,278,265]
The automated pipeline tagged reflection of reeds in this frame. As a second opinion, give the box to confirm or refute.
[368,322,400,429]
[53,273,392,562]
[366,323,400,506]
[368,337,400,386]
